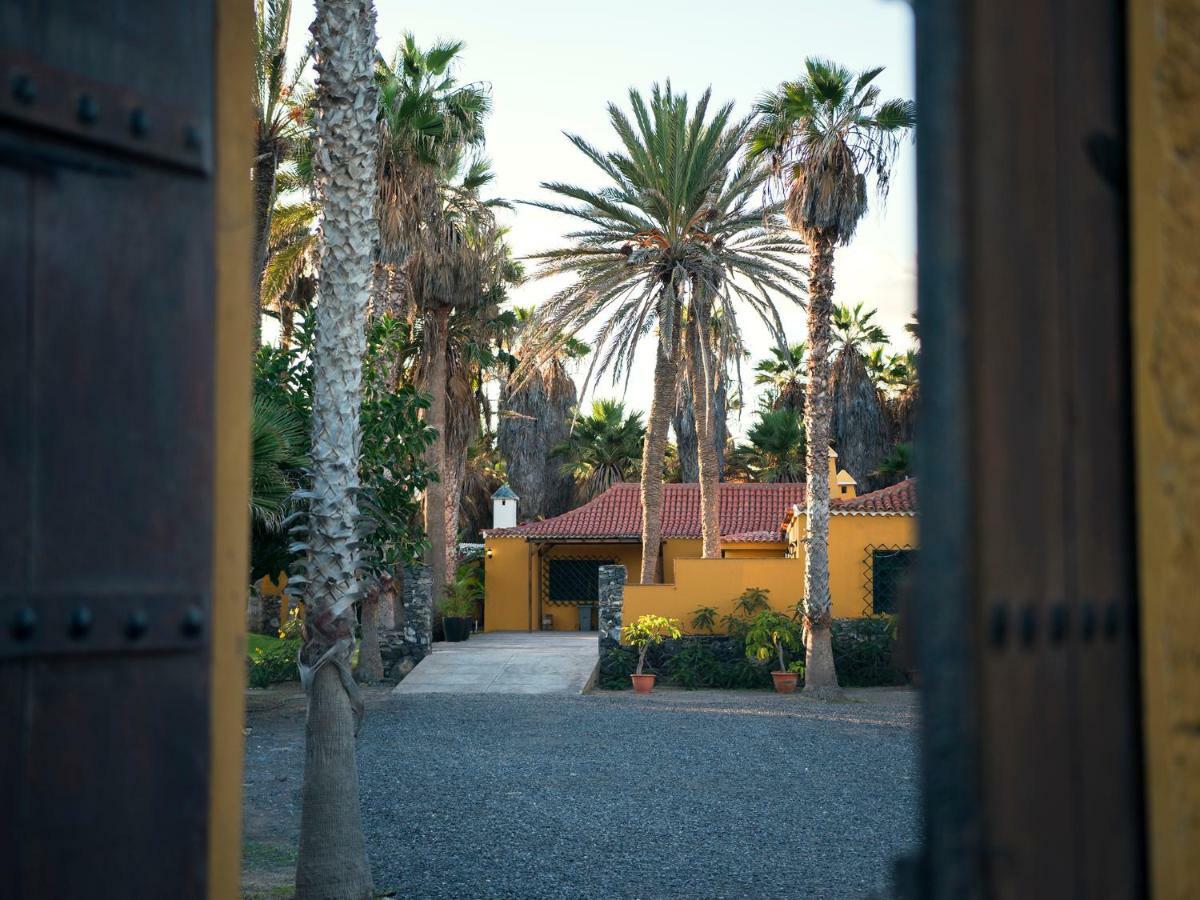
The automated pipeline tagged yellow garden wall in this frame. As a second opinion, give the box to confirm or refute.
[663,538,701,582]
[624,558,804,631]
[722,542,788,559]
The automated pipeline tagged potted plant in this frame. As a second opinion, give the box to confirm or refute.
[622,614,682,693]
[744,610,803,693]
[438,565,482,642]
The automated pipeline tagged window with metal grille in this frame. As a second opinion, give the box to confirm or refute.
[545,558,614,605]
[863,546,916,615]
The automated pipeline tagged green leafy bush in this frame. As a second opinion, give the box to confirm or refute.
[831,615,902,686]
[599,645,638,689]
[622,614,682,675]
[743,610,803,672]
[247,635,301,688]
[668,643,725,688]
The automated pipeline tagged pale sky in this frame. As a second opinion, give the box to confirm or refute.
[284,0,916,434]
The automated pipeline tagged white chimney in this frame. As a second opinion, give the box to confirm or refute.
[492,485,518,528]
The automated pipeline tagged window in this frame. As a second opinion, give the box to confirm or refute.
[864,547,916,615]
[545,558,614,605]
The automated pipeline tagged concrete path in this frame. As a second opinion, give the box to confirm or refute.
[391,631,599,695]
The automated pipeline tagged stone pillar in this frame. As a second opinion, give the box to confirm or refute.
[598,564,626,657]
[402,563,432,657]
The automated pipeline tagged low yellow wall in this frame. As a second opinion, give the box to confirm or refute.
[627,514,919,631]
[663,538,701,582]
[625,558,805,632]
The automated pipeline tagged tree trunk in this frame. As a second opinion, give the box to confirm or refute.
[424,305,449,611]
[355,584,384,683]
[295,664,374,897]
[639,288,680,584]
[802,231,839,691]
[712,374,728,480]
[251,138,279,351]
[673,372,699,483]
[295,1,378,896]
[687,309,721,559]
[280,290,296,349]
[831,347,890,492]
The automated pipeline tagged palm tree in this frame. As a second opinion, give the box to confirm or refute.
[253,0,310,348]
[292,0,378,896]
[748,59,914,690]
[554,399,646,502]
[521,84,803,580]
[754,342,806,416]
[732,407,806,483]
[831,302,891,490]
[831,301,888,352]
[375,37,491,602]
[498,307,586,519]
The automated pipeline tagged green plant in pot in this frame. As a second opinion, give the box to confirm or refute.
[439,565,482,643]
[744,610,804,693]
[622,614,682,693]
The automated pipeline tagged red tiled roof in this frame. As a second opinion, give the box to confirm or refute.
[484,479,916,540]
[836,478,918,514]
[721,529,788,544]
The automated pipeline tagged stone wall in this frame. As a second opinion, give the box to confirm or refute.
[598,564,626,680]
[379,564,433,683]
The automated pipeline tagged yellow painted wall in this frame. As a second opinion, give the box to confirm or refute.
[663,538,701,582]
[483,540,642,631]
[625,559,804,631]
[1130,1,1200,892]
[722,542,788,559]
[484,513,916,632]
[482,537,532,631]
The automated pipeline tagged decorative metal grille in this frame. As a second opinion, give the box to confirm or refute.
[862,545,916,616]
[542,557,615,606]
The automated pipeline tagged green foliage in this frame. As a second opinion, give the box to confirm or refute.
[249,316,435,585]
[832,302,889,354]
[358,315,437,574]
[599,645,639,689]
[831,615,903,687]
[622,614,682,675]
[553,399,645,501]
[667,643,725,689]
[874,443,913,482]
[732,587,771,618]
[743,610,803,672]
[438,561,482,619]
[250,396,308,531]
[731,409,805,483]
[690,605,718,634]
[247,634,301,688]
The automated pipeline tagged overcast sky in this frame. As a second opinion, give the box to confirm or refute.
[283,0,916,434]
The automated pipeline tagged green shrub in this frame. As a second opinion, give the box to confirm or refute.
[622,614,682,675]
[831,615,902,687]
[599,645,638,689]
[247,635,301,688]
[668,643,725,688]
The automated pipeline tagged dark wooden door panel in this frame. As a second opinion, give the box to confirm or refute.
[915,0,1143,896]
[0,2,219,896]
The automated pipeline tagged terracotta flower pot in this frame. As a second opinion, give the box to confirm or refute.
[771,671,800,694]
[630,673,656,694]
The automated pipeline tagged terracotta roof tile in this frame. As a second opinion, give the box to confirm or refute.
[483,480,917,540]
[720,529,787,544]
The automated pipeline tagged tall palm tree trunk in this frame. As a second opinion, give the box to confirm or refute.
[802,231,839,691]
[251,140,279,349]
[294,1,378,897]
[425,306,450,609]
[639,289,680,584]
[687,300,721,559]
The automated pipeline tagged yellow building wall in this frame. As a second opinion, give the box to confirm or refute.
[482,538,532,631]
[722,542,788,559]
[663,538,701,582]
[483,539,643,632]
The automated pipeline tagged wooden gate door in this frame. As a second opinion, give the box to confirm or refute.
[0,2,250,896]
[913,0,1145,897]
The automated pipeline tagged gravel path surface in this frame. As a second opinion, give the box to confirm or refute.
[242,687,920,899]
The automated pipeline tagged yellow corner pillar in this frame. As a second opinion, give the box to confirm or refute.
[1130,1,1200,895]
[209,0,254,894]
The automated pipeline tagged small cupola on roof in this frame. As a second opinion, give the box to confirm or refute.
[492,485,519,529]
[826,447,858,497]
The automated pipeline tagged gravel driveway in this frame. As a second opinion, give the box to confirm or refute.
[242,687,920,899]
